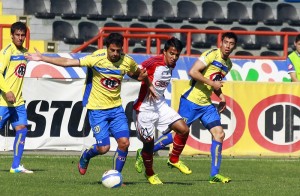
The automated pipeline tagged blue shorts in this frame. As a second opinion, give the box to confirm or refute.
[88,106,129,147]
[0,104,28,129]
[178,97,221,130]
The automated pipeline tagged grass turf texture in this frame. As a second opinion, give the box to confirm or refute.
[0,154,299,195]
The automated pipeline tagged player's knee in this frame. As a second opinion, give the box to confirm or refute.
[117,138,130,150]
[96,145,110,154]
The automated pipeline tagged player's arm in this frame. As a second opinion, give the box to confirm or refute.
[189,59,223,90]
[25,48,80,67]
[0,52,16,103]
[289,72,299,82]
[128,67,158,100]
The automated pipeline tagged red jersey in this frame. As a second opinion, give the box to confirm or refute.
[133,55,174,112]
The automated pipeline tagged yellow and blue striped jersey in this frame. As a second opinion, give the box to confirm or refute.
[182,48,232,106]
[79,49,138,109]
[0,43,28,107]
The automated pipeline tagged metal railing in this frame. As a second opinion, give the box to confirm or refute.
[72,27,299,60]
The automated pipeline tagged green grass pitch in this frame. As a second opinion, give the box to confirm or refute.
[0,153,299,195]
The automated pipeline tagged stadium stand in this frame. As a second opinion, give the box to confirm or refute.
[8,0,300,55]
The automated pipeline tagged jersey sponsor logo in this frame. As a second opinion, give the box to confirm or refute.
[14,63,26,78]
[100,77,120,90]
[186,94,245,151]
[154,80,169,87]
[248,94,300,153]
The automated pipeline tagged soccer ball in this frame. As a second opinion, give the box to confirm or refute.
[101,170,123,188]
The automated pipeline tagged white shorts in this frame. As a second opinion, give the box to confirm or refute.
[135,102,182,142]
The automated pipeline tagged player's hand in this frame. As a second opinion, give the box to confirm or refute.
[137,68,148,81]
[25,48,43,61]
[147,85,158,104]
[212,81,223,91]
[218,100,226,113]
[5,91,16,104]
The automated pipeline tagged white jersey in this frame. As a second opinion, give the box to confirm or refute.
[133,55,173,111]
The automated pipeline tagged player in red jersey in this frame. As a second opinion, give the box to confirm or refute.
[133,37,191,185]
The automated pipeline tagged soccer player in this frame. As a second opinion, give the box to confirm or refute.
[136,32,237,184]
[133,37,191,185]
[287,34,300,82]
[25,33,156,179]
[0,21,33,173]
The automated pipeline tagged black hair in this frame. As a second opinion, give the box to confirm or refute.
[164,37,183,52]
[295,34,300,43]
[11,21,27,35]
[222,32,238,43]
[105,33,124,48]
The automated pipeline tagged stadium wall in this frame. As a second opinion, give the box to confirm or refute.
[0,53,298,157]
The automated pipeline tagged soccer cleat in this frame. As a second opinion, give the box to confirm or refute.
[145,173,163,185]
[10,165,33,174]
[78,149,90,175]
[209,174,231,184]
[135,148,143,173]
[167,160,192,175]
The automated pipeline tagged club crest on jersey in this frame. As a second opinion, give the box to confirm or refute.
[14,63,26,78]
[101,77,120,90]
[210,72,224,81]
[94,125,101,133]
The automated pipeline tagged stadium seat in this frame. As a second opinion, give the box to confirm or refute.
[280,27,297,49]
[180,25,211,49]
[129,23,150,47]
[24,0,55,19]
[227,2,257,25]
[155,24,177,44]
[202,2,233,24]
[260,51,280,56]
[102,22,123,33]
[252,3,282,26]
[76,0,107,21]
[102,0,132,21]
[50,0,81,20]
[186,49,202,55]
[81,46,98,53]
[205,26,223,46]
[127,0,157,22]
[78,22,99,44]
[152,0,183,23]
[255,27,283,50]
[235,51,254,56]
[52,21,84,44]
[230,27,260,50]
[132,47,149,54]
[177,1,208,24]
[277,3,300,26]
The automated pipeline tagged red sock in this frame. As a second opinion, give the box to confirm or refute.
[142,141,154,176]
[169,133,188,163]
[142,150,154,176]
